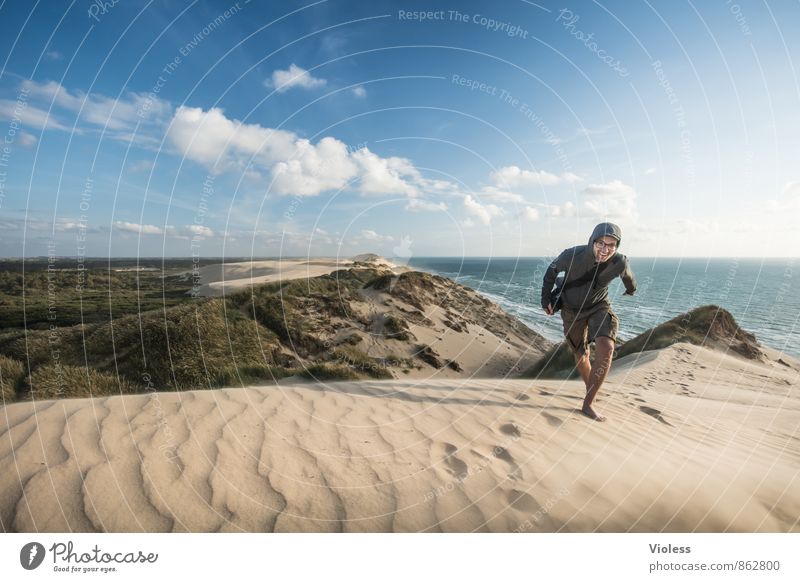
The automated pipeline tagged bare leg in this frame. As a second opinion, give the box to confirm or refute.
[575,352,591,390]
[582,336,614,422]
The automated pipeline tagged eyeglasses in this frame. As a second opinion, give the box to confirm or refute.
[594,240,617,251]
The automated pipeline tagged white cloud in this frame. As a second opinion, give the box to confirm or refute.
[18,132,37,147]
[0,99,70,131]
[765,181,800,212]
[54,219,83,231]
[352,148,419,196]
[352,86,367,98]
[492,166,561,187]
[112,221,220,238]
[113,221,165,235]
[730,221,759,233]
[582,180,635,197]
[539,201,576,218]
[184,224,215,238]
[490,165,582,189]
[22,79,171,129]
[272,137,359,196]
[581,179,637,219]
[168,106,433,199]
[479,186,525,204]
[3,218,102,234]
[783,181,800,196]
[644,167,657,175]
[312,228,336,245]
[462,217,475,228]
[463,194,503,225]
[520,206,540,221]
[267,64,326,93]
[45,50,63,61]
[127,159,154,173]
[168,105,300,173]
[673,219,719,234]
[360,229,393,242]
[405,198,447,212]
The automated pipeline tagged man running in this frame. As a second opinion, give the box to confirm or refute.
[541,223,637,421]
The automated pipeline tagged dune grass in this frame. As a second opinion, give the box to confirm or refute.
[0,355,26,403]
[0,265,405,401]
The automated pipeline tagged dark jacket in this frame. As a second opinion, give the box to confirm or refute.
[541,223,637,312]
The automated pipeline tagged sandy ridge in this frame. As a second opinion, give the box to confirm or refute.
[2,343,798,533]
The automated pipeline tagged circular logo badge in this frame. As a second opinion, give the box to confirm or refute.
[20,542,46,570]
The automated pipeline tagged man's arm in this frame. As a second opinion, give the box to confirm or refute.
[621,256,637,295]
[541,250,568,309]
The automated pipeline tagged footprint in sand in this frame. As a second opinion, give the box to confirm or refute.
[433,442,469,478]
[639,406,674,427]
[506,489,540,512]
[634,397,646,402]
[515,393,530,401]
[472,444,522,480]
[499,423,521,438]
[538,390,553,396]
[540,411,562,427]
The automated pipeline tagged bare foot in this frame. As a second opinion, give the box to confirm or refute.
[581,404,606,422]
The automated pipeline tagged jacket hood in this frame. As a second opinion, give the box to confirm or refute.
[588,222,622,248]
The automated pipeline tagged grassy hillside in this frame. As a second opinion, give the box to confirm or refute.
[523,305,764,379]
[1,263,551,401]
[0,259,196,330]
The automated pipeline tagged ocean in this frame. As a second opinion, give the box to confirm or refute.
[404,257,800,358]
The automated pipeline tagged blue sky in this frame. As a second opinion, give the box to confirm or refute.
[1,0,799,258]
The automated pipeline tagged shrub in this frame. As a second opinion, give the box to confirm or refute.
[297,363,361,381]
[27,365,138,400]
[330,346,393,379]
[211,364,296,387]
[414,344,443,369]
[0,355,25,402]
[521,342,579,379]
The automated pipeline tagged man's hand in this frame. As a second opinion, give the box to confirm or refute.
[543,303,554,316]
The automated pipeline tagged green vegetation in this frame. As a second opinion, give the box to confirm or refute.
[0,258,197,330]
[0,259,554,402]
[329,346,395,379]
[522,305,763,379]
[0,261,421,402]
[381,314,411,340]
[28,365,139,400]
[520,342,579,380]
[297,363,362,381]
[414,344,443,369]
[0,355,26,402]
[615,304,762,360]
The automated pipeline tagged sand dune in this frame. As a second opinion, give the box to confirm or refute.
[193,256,409,297]
[2,342,798,532]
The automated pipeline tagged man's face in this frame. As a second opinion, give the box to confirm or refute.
[593,235,618,262]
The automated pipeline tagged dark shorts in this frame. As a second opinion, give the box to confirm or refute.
[560,302,618,358]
